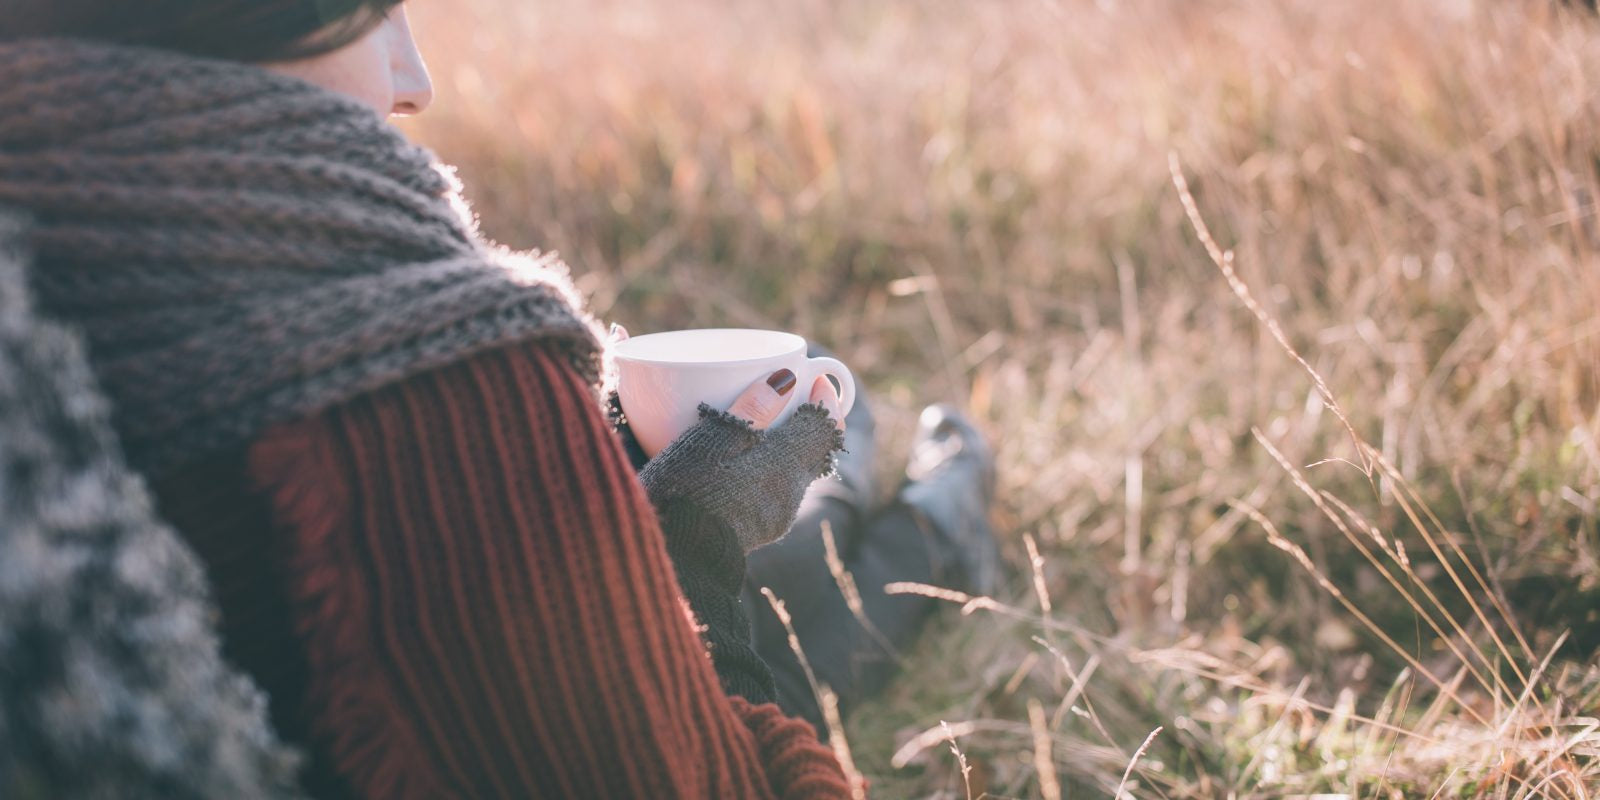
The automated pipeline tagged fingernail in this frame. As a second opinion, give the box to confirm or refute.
[767,369,797,395]
[608,323,625,339]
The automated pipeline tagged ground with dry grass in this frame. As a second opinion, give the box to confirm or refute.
[405,0,1600,796]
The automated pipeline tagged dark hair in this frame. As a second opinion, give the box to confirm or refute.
[1,0,406,63]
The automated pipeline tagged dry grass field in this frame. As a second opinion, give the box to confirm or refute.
[404,0,1600,796]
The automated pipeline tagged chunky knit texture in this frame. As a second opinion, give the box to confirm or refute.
[0,39,604,478]
[659,499,781,704]
[0,216,301,799]
[150,340,852,798]
[640,404,846,553]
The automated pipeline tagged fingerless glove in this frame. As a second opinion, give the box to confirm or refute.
[638,403,844,553]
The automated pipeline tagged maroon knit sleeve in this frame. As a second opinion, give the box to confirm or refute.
[246,341,853,799]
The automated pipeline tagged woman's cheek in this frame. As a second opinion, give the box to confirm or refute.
[265,32,395,116]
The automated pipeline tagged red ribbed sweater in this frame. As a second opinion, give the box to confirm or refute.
[150,340,853,798]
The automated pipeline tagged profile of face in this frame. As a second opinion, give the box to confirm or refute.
[266,5,433,118]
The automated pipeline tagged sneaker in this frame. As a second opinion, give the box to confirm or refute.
[898,403,1001,595]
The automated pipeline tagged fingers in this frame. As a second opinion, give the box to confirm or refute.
[809,375,845,432]
[608,322,630,344]
[726,369,798,430]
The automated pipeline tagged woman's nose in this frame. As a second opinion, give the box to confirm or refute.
[389,10,434,116]
[392,66,434,116]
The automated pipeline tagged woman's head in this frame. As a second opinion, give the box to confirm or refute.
[3,0,432,116]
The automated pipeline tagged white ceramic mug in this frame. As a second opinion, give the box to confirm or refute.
[614,328,857,457]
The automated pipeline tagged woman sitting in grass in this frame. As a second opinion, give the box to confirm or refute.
[0,1,997,795]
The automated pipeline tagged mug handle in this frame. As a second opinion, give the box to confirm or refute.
[804,356,857,420]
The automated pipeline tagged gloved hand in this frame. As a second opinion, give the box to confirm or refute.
[639,400,844,553]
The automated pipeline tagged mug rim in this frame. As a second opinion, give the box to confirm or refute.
[613,328,807,367]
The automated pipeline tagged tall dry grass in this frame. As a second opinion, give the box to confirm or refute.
[405,0,1600,795]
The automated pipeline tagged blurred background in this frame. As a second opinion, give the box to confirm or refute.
[403,0,1600,796]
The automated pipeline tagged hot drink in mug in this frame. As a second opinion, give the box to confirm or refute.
[613,329,857,457]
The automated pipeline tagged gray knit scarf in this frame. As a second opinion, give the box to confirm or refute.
[0,39,605,477]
